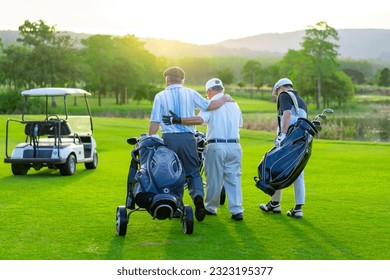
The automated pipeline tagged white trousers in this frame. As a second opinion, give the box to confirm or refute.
[204,143,243,215]
[271,171,305,205]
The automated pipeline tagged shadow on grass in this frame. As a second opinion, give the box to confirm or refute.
[282,218,363,260]
[105,235,127,260]
[160,207,275,260]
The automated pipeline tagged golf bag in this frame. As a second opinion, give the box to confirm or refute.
[254,105,333,196]
[254,118,318,196]
[126,134,186,219]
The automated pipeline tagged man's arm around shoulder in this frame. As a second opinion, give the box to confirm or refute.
[207,94,234,111]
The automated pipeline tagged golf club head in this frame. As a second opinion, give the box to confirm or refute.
[319,114,326,120]
[127,137,138,145]
[323,108,333,114]
[312,121,322,131]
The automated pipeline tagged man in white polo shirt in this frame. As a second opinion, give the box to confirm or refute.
[163,78,244,221]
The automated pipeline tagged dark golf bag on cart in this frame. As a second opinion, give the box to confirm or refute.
[126,134,186,220]
[254,118,318,196]
[116,134,194,236]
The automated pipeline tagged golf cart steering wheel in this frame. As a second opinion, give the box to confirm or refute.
[45,114,61,122]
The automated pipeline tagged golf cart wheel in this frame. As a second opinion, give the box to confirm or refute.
[220,186,226,205]
[182,205,194,235]
[11,163,29,175]
[85,150,98,169]
[60,154,76,176]
[116,206,128,236]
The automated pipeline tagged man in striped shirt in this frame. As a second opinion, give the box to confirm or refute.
[149,67,232,222]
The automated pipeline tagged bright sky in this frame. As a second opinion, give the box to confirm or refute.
[1,0,389,45]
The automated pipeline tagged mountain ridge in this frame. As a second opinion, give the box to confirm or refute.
[215,29,390,60]
[1,29,389,61]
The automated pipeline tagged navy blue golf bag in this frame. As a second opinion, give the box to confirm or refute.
[254,118,318,196]
[126,134,186,219]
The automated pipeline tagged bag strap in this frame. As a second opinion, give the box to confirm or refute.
[277,91,300,133]
[286,91,299,113]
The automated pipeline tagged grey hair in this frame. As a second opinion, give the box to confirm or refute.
[166,76,184,85]
[210,86,224,92]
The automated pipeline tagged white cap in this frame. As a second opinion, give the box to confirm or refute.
[205,78,224,91]
[272,78,293,96]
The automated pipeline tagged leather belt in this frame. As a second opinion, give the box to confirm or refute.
[207,139,239,143]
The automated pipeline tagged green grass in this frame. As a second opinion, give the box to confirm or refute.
[0,115,389,260]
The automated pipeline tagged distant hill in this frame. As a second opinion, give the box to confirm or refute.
[1,29,390,61]
[139,38,279,58]
[216,29,390,61]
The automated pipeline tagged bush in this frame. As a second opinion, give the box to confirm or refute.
[0,89,23,114]
[0,89,45,114]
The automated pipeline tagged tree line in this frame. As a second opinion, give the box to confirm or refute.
[0,20,389,113]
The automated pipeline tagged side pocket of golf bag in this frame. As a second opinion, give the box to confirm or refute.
[132,167,156,210]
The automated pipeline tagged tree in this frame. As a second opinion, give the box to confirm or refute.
[302,21,339,109]
[17,20,78,87]
[81,35,117,105]
[241,60,263,98]
[323,71,354,107]
[342,68,365,84]
[0,45,31,89]
[81,34,161,106]
[377,67,390,87]
[237,81,246,92]
[278,49,316,103]
[340,59,373,84]
[216,67,234,86]
[17,19,56,47]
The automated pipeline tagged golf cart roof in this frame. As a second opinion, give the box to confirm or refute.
[21,87,91,97]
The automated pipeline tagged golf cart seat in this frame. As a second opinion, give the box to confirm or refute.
[24,121,72,137]
[149,193,177,220]
[24,121,81,145]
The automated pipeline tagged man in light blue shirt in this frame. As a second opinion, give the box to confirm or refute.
[149,67,232,222]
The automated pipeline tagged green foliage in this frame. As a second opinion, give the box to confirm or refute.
[216,67,234,85]
[0,89,24,113]
[0,116,389,260]
[17,19,57,47]
[0,45,30,88]
[80,34,162,104]
[377,67,390,87]
[340,59,373,84]
[0,19,379,111]
[302,21,340,109]
[279,49,316,101]
[322,71,354,107]
[273,22,356,109]
[0,89,46,114]
[0,19,79,89]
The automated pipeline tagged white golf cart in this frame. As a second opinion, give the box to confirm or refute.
[4,88,98,176]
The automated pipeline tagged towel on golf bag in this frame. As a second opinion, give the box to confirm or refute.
[127,135,185,212]
[254,118,318,196]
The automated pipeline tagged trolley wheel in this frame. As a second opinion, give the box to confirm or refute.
[116,206,128,236]
[220,186,226,205]
[182,205,194,234]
